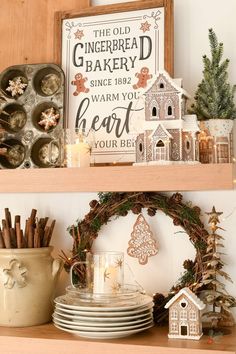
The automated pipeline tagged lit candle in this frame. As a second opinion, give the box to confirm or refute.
[66,141,90,167]
[93,265,122,294]
[88,252,124,294]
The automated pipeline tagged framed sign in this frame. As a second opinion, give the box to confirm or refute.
[56,0,173,164]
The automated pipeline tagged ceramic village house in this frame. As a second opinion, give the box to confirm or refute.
[164,287,206,340]
[198,121,234,163]
[135,71,200,165]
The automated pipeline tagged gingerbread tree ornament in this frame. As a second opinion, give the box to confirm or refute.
[127,214,158,265]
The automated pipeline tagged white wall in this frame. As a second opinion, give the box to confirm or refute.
[1,0,236,308]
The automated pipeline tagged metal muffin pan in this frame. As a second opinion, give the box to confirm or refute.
[0,63,64,168]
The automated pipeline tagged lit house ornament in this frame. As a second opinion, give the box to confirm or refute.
[165,287,206,340]
[134,71,200,165]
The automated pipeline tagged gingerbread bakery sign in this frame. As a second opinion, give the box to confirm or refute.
[61,2,169,163]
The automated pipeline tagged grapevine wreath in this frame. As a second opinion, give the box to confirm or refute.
[62,191,235,325]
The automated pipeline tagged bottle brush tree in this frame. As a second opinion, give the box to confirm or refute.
[190,28,236,121]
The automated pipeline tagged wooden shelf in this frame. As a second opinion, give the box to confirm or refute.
[0,163,234,193]
[0,323,235,354]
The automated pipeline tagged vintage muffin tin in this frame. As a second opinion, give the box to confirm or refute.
[0,63,64,169]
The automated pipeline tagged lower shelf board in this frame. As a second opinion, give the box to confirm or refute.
[0,323,235,354]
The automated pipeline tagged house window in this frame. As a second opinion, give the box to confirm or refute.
[168,105,172,116]
[180,310,187,320]
[217,143,228,159]
[139,143,143,153]
[159,83,164,89]
[170,309,178,320]
[208,140,213,149]
[180,299,188,309]
[189,310,197,321]
[190,323,197,334]
[151,102,159,119]
[152,107,157,117]
[185,138,191,153]
[171,322,178,332]
[165,99,174,118]
[156,140,164,147]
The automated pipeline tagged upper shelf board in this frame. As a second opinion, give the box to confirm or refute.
[0,163,234,193]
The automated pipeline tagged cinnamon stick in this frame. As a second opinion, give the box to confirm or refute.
[41,217,49,230]
[24,219,29,247]
[4,208,12,229]
[34,224,41,248]
[10,228,17,248]
[16,222,22,248]
[27,219,34,248]
[30,209,37,225]
[46,220,56,247]
[43,226,50,247]
[2,220,11,249]
[20,229,25,248]
[0,229,5,248]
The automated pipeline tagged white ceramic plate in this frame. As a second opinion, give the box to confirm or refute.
[53,317,153,332]
[54,322,154,339]
[53,312,153,328]
[54,294,153,312]
[53,308,152,322]
[54,301,153,317]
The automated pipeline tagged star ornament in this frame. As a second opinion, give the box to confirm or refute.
[140,21,151,33]
[74,29,84,40]
[38,107,60,131]
[115,257,123,268]
[205,206,223,225]
[103,268,111,282]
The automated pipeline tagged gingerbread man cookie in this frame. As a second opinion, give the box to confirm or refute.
[133,67,152,89]
[71,73,89,96]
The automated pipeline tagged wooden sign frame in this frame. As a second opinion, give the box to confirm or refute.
[55,0,173,164]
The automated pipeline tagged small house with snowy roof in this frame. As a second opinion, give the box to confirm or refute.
[134,71,200,165]
[164,287,206,340]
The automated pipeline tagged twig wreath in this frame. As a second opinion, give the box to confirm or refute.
[62,191,235,325]
[63,192,208,289]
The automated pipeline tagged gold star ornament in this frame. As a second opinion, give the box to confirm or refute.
[205,206,223,225]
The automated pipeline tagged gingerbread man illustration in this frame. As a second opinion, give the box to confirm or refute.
[71,73,89,96]
[133,67,152,89]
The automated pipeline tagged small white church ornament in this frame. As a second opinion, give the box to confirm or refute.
[127,214,158,265]
[165,287,206,340]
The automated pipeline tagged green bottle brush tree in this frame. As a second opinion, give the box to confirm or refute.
[190,28,236,121]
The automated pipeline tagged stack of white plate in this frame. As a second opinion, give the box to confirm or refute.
[53,294,154,339]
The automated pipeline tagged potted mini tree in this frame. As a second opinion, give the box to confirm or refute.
[191,28,236,163]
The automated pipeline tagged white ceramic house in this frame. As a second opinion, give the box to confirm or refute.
[134,71,200,165]
[164,287,205,340]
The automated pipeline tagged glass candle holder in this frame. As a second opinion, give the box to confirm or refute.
[65,128,91,167]
[70,251,124,294]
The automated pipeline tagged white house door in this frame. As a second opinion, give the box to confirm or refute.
[155,140,167,160]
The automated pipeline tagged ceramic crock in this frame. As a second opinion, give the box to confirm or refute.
[0,246,62,327]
